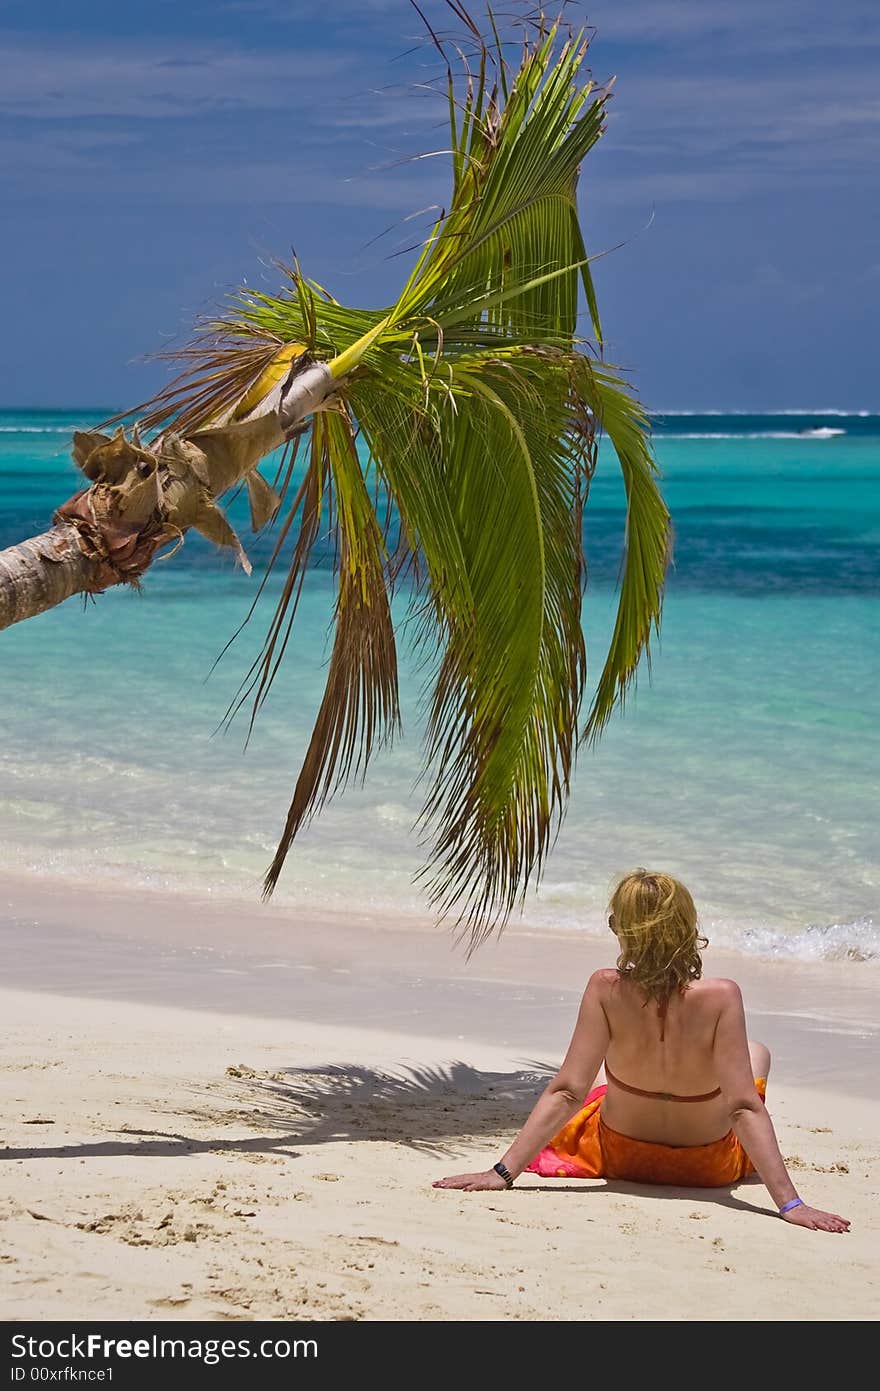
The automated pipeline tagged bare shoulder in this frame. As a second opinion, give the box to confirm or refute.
[585,968,619,997]
[690,976,744,1007]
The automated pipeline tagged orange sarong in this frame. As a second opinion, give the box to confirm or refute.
[525,1079,767,1187]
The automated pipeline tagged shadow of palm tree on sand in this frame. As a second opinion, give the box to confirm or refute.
[206,1059,558,1156]
[2,1061,556,1163]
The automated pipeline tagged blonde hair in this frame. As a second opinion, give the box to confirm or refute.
[610,869,707,1004]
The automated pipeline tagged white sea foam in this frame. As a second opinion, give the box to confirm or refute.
[0,425,75,433]
[736,915,879,964]
[516,892,880,966]
[657,431,847,440]
[655,409,876,417]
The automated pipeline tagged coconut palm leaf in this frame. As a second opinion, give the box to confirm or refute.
[118,2,670,946]
[263,406,401,896]
[576,361,670,739]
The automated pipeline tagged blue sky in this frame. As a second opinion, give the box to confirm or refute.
[1,0,877,410]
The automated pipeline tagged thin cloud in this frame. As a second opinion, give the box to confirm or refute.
[589,63,880,204]
[595,0,879,54]
[0,41,351,120]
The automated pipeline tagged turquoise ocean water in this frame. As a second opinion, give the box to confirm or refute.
[0,409,877,963]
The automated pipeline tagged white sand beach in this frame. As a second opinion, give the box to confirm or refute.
[1,876,877,1322]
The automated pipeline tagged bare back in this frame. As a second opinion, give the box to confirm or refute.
[598,970,755,1146]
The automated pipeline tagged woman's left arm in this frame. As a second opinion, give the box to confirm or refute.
[433,971,611,1191]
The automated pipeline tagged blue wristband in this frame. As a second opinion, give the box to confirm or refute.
[779,1197,804,1215]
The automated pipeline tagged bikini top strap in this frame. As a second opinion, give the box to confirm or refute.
[604,1064,722,1104]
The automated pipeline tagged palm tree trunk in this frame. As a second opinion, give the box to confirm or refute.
[0,361,334,633]
[0,525,98,629]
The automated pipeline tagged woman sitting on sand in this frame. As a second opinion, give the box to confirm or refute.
[435,870,849,1232]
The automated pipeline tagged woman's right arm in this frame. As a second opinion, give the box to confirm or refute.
[433,970,611,1191]
[712,981,850,1233]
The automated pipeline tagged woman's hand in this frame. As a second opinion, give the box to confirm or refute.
[433,1168,510,1192]
[782,1202,850,1233]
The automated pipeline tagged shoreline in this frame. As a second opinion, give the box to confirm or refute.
[2,872,878,1100]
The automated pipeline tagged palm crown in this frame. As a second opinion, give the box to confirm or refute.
[31,3,671,947]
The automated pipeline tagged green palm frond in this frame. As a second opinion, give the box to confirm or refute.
[576,362,671,739]
[127,2,671,947]
[263,407,401,897]
[392,21,607,343]
[410,353,588,941]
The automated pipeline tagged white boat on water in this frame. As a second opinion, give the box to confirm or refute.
[799,426,846,439]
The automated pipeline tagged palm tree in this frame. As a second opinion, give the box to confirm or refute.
[0,3,669,946]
